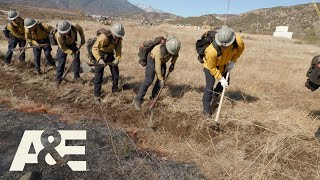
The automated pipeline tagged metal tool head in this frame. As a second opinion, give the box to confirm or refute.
[209,122,221,131]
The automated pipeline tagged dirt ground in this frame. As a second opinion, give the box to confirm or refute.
[0,103,207,180]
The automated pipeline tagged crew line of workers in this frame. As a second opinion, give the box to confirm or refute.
[2,11,245,117]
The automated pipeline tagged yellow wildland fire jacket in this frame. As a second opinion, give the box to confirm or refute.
[92,33,122,61]
[151,44,178,81]
[6,18,25,40]
[25,23,53,45]
[55,24,85,54]
[204,34,245,79]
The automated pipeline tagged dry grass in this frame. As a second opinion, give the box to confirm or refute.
[1,19,320,179]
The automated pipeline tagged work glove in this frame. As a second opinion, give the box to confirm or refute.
[219,77,228,88]
[159,80,165,87]
[32,43,40,49]
[98,59,106,65]
[169,64,175,72]
[227,61,236,71]
[112,59,120,66]
[71,52,77,59]
[69,51,76,59]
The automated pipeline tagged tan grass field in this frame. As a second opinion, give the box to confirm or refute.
[1,18,320,179]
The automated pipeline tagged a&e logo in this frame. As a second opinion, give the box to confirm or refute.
[9,130,86,171]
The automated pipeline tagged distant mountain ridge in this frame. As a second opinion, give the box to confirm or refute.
[0,0,144,16]
[136,3,162,13]
[168,14,223,27]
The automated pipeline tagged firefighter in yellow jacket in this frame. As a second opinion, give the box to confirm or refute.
[55,20,85,86]
[133,37,181,110]
[92,23,125,103]
[203,26,245,116]
[3,11,26,66]
[24,18,56,74]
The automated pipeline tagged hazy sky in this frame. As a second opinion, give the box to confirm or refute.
[129,0,315,17]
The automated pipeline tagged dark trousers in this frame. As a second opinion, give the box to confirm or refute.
[202,68,230,113]
[56,43,80,81]
[94,53,119,97]
[33,41,55,71]
[136,55,166,102]
[4,36,26,64]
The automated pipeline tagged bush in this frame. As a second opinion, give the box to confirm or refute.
[304,28,320,44]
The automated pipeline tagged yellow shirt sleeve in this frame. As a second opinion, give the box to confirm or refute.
[55,33,73,54]
[205,47,223,79]
[92,35,106,60]
[25,29,38,45]
[74,24,85,44]
[171,54,179,64]
[115,38,122,61]
[231,35,245,62]
[42,24,53,33]
[151,46,164,81]
[7,23,25,40]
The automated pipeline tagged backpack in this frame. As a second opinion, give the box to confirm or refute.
[49,25,77,46]
[195,30,238,63]
[305,55,320,91]
[87,28,112,62]
[138,36,165,67]
[2,26,10,39]
[49,29,58,46]
[38,23,50,34]
[3,23,18,39]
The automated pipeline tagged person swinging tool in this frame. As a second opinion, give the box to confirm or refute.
[54,20,86,86]
[91,23,125,104]
[24,18,56,75]
[3,11,26,67]
[202,26,245,118]
[133,37,181,111]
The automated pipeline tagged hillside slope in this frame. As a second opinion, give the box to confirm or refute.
[228,3,320,36]
[0,0,144,16]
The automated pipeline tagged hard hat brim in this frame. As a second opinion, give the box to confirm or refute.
[215,32,236,47]
[166,46,178,55]
[166,48,175,55]
[25,20,37,29]
[58,25,71,34]
[8,13,19,21]
[111,28,124,38]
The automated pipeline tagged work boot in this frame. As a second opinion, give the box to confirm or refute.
[74,77,84,84]
[133,99,142,111]
[94,96,101,105]
[34,69,42,75]
[203,111,212,119]
[112,87,120,93]
[46,65,55,72]
[315,127,320,139]
[3,63,13,68]
[56,80,62,87]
